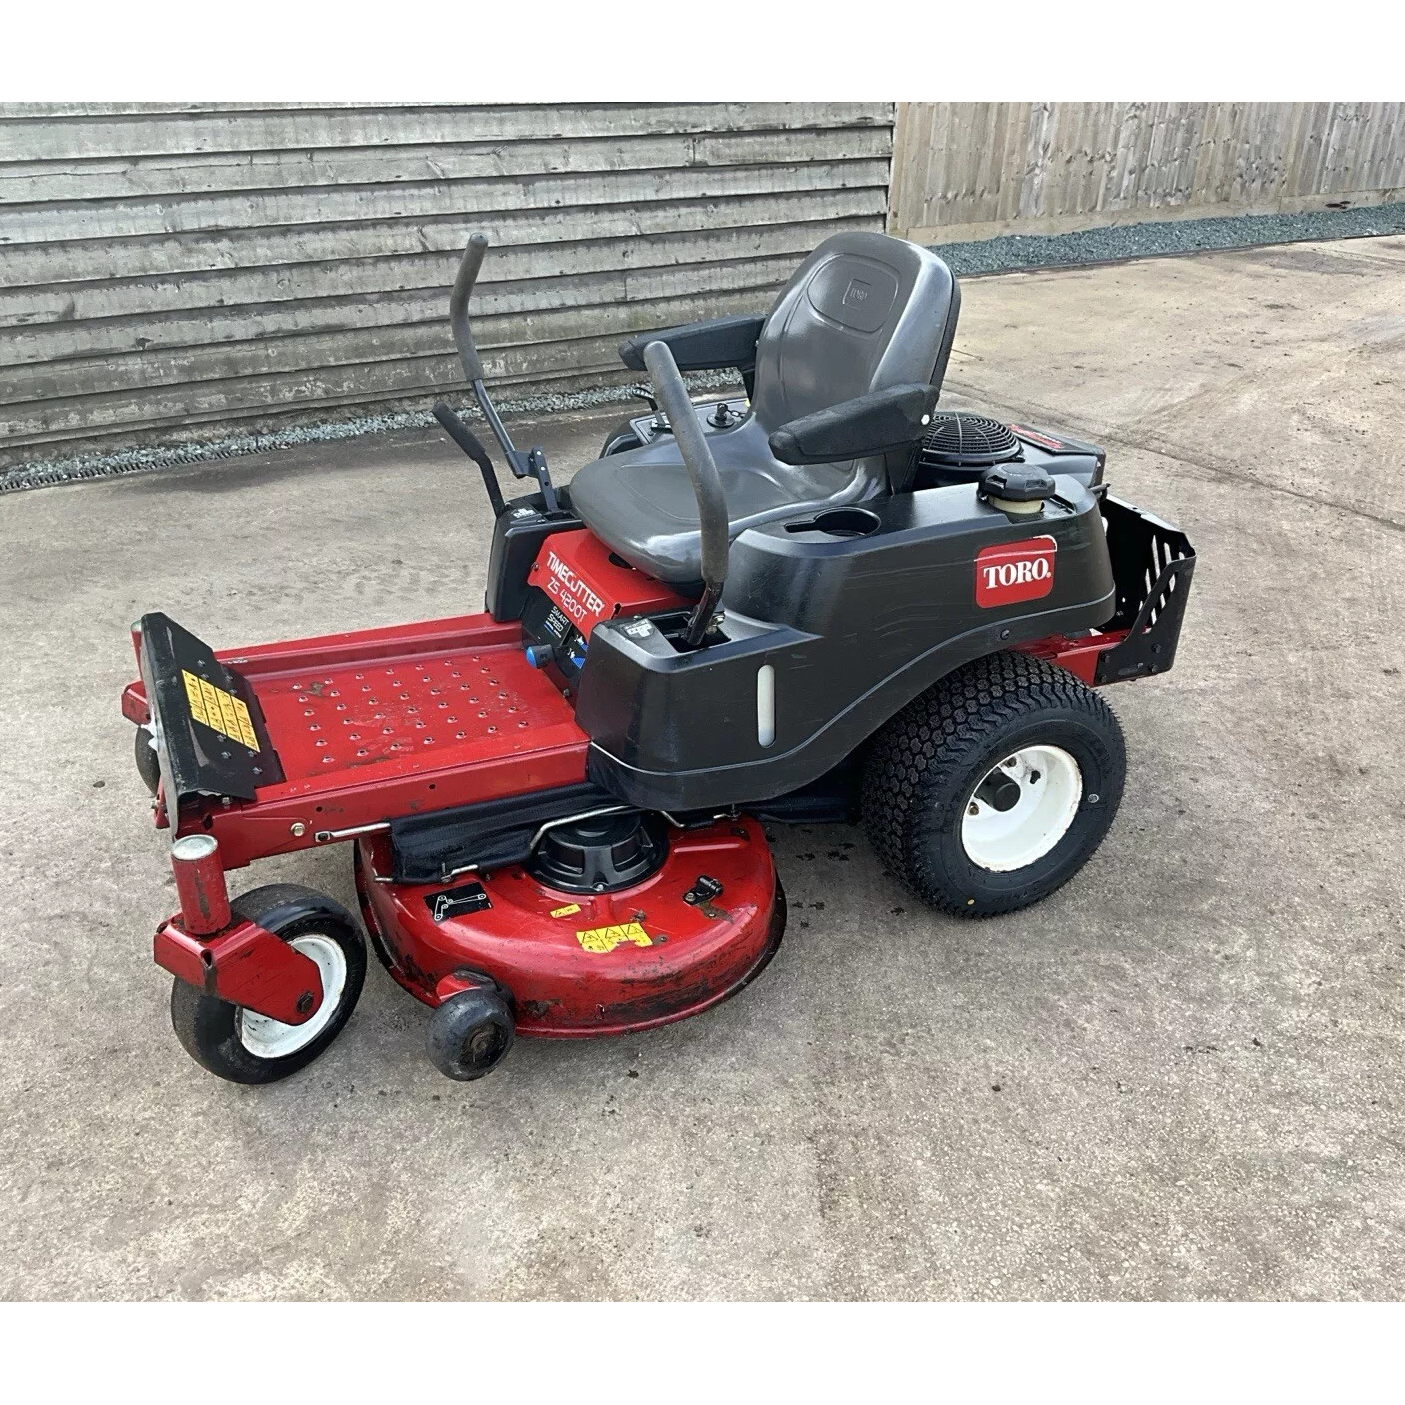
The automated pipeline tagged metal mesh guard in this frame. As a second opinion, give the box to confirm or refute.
[920,412,1021,468]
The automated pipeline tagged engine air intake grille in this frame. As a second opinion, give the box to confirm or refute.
[919,412,1020,469]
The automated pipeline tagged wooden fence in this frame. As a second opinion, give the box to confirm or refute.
[0,102,893,467]
[890,102,1405,244]
[7,101,1405,472]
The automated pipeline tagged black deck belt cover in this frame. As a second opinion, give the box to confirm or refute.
[389,781,621,884]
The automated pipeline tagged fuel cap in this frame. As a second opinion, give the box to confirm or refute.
[979,464,1057,514]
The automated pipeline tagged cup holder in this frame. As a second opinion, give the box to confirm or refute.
[784,508,882,539]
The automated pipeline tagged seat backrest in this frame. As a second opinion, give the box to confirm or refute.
[750,231,961,436]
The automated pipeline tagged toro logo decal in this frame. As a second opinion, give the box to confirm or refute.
[975,536,1057,608]
[542,548,607,627]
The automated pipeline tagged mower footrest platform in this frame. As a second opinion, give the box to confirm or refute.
[127,611,591,868]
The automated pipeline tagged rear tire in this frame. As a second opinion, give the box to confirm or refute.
[169,883,367,1084]
[862,651,1125,917]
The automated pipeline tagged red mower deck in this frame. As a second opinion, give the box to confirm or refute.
[355,816,783,1036]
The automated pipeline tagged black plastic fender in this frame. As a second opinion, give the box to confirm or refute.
[576,477,1117,812]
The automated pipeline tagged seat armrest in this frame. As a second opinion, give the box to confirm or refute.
[768,384,939,466]
[618,315,766,375]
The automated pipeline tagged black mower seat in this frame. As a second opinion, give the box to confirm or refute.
[568,231,961,585]
[569,417,879,584]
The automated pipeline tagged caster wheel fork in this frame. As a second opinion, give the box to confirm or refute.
[169,883,368,1085]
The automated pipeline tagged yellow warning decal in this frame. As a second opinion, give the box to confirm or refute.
[231,696,256,750]
[575,921,652,953]
[181,669,259,751]
[550,903,582,919]
[182,670,209,727]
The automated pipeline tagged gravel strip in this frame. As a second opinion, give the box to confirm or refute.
[0,371,737,495]
[931,201,1405,276]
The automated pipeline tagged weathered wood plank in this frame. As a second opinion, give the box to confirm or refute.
[0,213,883,329]
[0,126,893,204]
[0,103,894,161]
[0,157,891,245]
[0,185,888,291]
[0,220,884,359]
[0,103,340,119]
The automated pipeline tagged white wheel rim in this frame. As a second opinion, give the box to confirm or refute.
[960,745,1083,872]
[237,933,347,1060]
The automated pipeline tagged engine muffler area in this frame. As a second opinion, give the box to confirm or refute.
[354,814,785,1053]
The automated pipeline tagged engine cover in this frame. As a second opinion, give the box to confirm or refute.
[915,413,1105,489]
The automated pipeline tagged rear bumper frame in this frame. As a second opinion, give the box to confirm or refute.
[1015,495,1196,686]
[1093,495,1197,684]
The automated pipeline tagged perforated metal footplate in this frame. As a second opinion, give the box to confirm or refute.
[252,645,578,785]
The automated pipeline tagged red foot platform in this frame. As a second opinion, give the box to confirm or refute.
[123,613,590,867]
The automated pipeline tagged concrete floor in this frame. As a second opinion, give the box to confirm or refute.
[2,236,1403,1300]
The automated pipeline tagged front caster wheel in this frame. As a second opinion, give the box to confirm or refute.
[862,651,1126,917]
[134,724,161,795]
[169,883,367,1084]
[426,985,515,1081]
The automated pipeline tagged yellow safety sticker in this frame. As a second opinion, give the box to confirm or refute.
[550,903,582,919]
[198,677,223,732]
[181,669,259,751]
[575,921,652,953]
[182,670,209,727]
[230,696,257,751]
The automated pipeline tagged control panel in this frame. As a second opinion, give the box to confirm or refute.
[521,589,589,681]
[627,396,750,447]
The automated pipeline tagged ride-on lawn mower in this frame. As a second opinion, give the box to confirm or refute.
[122,230,1195,1084]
